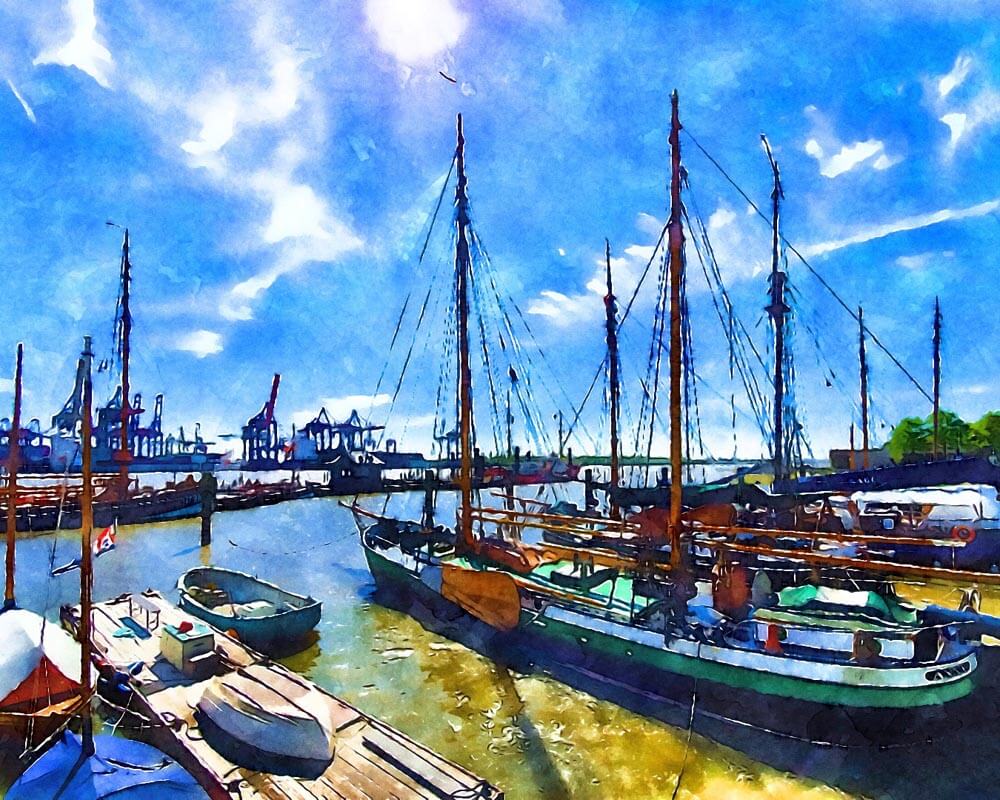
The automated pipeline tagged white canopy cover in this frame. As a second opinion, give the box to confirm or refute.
[0,609,82,708]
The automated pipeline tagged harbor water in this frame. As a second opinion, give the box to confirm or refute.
[2,494,999,799]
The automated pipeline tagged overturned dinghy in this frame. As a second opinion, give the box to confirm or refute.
[194,663,342,778]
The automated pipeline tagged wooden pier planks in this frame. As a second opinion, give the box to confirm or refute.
[77,591,502,800]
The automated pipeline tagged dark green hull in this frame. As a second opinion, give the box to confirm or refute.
[363,545,978,747]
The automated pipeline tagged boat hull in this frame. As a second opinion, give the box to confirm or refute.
[363,544,977,747]
[177,567,321,656]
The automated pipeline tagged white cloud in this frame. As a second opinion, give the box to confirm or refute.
[527,289,598,323]
[928,53,1000,155]
[894,250,954,270]
[6,79,36,123]
[0,378,13,394]
[804,199,1000,257]
[219,142,364,320]
[805,137,899,178]
[180,17,304,157]
[802,107,901,178]
[365,0,467,65]
[940,112,967,146]
[33,0,113,88]
[938,54,973,99]
[526,204,768,328]
[292,393,391,427]
[173,329,223,358]
[940,89,1000,152]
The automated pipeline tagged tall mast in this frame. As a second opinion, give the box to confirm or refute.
[932,297,941,458]
[116,229,133,494]
[667,91,685,569]
[858,306,870,469]
[605,239,621,520]
[455,114,474,551]
[79,337,95,756]
[3,343,23,610]
[761,135,788,484]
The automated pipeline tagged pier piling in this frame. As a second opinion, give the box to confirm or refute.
[199,472,217,546]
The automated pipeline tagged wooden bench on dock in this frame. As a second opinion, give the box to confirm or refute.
[67,591,502,800]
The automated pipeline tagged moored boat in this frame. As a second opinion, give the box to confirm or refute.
[194,663,343,779]
[177,566,321,655]
[355,100,987,749]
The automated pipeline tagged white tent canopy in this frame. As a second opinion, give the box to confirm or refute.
[0,609,82,704]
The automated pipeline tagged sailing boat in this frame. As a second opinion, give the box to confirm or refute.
[6,337,207,799]
[355,100,981,747]
[1,343,88,752]
[3,232,207,535]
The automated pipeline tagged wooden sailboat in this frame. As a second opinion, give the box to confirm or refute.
[1,233,207,535]
[0,343,87,751]
[355,99,983,747]
[7,336,207,799]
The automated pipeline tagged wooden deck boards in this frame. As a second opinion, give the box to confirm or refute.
[75,591,502,800]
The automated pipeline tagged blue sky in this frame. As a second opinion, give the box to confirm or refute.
[0,0,998,459]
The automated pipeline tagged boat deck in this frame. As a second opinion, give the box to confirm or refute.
[70,591,503,800]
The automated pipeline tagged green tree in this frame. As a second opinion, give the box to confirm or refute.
[970,411,1000,453]
[887,416,932,461]
[887,409,987,460]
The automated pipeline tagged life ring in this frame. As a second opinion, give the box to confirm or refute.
[951,525,977,544]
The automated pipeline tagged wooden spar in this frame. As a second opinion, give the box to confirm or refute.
[933,296,942,458]
[470,511,637,542]
[471,504,639,533]
[693,523,969,547]
[505,387,512,457]
[455,114,475,552]
[605,239,621,520]
[859,305,870,469]
[80,337,95,756]
[115,229,133,495]
[761,134,787,484]
[700,538,1000,587]
[848,423,856,470]
[667,91,685,570]
[3,343,23,610]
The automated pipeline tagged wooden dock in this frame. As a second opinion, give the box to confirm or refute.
[64,591,503,800]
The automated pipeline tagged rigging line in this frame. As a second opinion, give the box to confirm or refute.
[379,277,438,441]
[368,292,413,415]
[684,199,767,372]
[683,206,771,435]
[644,245,672,466]
[227,528,356,556]
[566,222,671,446]
[469,228,561,452]
[565,354,607,445]
[469,261,504,454]
[682,128,933,404]
[419,155,457,265]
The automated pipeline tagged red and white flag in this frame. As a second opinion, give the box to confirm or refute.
[94,522,117,557]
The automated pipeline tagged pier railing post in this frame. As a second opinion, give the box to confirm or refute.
[584,468,597,511]
[199,472,217,546]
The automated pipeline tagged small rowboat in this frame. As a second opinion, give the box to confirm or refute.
[177,567,321,655]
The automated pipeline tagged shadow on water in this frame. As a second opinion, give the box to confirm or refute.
[277,633,323,671]
[487,665,573,800]
[369,579,1000,800]
[527,644,1000,800]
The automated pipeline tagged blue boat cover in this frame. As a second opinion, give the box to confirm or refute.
[7,731,208,799]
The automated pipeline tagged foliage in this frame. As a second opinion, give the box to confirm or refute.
[887,409,994,461]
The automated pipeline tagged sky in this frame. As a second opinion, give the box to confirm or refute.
[0,0,999,461]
